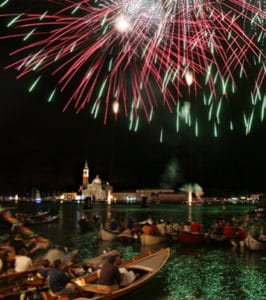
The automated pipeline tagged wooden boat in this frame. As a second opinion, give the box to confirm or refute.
[140,234,167,246]
[99,226,137,243]
[208,233,232,246]
[22,214,59,225]
[16,211,49,220]
[245,232,266,251]
[178,231,207,244]
[99,225,120,241]
[72,247,170,300]
[0,249,117,299]
[0,267,41,300]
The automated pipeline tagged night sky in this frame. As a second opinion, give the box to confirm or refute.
[0,1,265,197]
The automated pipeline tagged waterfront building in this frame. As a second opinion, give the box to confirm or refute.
[80,161,112,202]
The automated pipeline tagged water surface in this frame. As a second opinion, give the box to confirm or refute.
[1,201,265,300]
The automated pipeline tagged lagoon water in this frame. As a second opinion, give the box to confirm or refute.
[1,201,266,300]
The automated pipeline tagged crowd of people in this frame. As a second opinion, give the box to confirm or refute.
[0,233,47,275]
[0,231,138,300]
[0,233,80,299]
[105,212,264,246]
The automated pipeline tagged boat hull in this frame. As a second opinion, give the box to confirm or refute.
[178,231,206,244]
[73,248,170,300]
[245,233,266,251]
[208,233,232,246]
[99,225,119,241]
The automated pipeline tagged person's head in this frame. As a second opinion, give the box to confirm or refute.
[42,259,50,268]
[18,248,28,256]
[106,255,116,264]
[107,253,121,265]
[15,234,22,240]
[53,259,62,268]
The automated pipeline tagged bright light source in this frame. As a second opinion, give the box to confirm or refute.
[112,101,119,115]
[114,15,131,33]
[185,70,193,86]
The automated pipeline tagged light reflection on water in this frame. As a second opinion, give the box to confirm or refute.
[1,202,266,300]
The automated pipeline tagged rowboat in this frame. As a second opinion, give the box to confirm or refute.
[22,214,59,225]
[139,234,167,246]
[99,225,137,243]
[0,249,117,299]
[99,225,120,241]
[72,247,170,300]
[0,267,41,299]
[178,231,207,244]
[208,233,232,246]
[16,211,50,220]
[245,232,266,251]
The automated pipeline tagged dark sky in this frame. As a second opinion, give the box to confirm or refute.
[0,1,265,196]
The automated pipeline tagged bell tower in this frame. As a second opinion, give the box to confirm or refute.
[82,161,89,186]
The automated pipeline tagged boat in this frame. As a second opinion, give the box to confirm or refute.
[0,249,116,299]
[99,225,137,243]
[0,249,78,300]
[178,231,207,244]
[72,247,170,300]
[208,233,232,246]
[117,229,138,242]
[139,234,167,246]
[22,214,59,225]
[99,224,120,241]
[16,211,50,220]
[0,266,41,299]
[245,231,266,251]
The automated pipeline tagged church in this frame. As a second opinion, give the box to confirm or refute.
[80,161,112,202]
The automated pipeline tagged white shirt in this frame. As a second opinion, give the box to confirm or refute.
[15,255,33,273]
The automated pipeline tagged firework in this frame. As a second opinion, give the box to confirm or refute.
[1,0,265,138]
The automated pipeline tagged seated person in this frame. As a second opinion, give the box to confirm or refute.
[48,259,76,299]
[118,267,136,286]
[156,221,166,235]
[10,234,28,255]
[97,254,122,292]
[37,258,51,282]
[0,249,10,274]
[109,218,119,231]
[150,222,159,235]
[14,248,33,273]
[142,223,152,235]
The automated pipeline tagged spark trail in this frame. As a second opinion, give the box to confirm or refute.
[1,0,265,138]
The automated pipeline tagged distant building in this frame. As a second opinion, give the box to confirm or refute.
[79,161,188,203]
[112,189,187,203]
[80,161,112,201]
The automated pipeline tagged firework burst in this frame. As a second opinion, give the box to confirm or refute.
[1,0,265,138]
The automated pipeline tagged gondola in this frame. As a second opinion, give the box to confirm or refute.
[72,247,170,300]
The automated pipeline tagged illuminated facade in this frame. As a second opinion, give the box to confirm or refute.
[80,161,112,201]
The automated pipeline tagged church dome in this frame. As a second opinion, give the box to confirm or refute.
[93,175,102,185]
